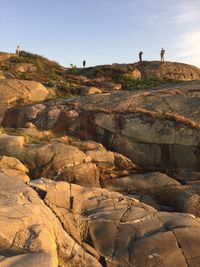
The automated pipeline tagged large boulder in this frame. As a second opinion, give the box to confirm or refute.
[0,79,49,122]
[3,80,200,172]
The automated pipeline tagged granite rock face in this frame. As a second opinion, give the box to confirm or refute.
[3,80,200,172]
[30,178,200,267]
[0,79,49,122]
[1,58,200,266]
[0,173,101,267]
[0,134,136,188]
[80,61,200,81]
[1,170,200,267]
[0,155,29,182]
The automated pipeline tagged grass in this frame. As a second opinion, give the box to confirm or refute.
[0,51,81,99]
[116,75,175,90]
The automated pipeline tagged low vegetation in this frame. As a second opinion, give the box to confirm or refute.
[0,51,82,98]
[117,75,175,90]
[0,51,187,99]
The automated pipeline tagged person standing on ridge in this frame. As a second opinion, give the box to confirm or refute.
[83,60,86,67]
[139,51,143,62]
[16,45,21,56]
[160,48,165,62]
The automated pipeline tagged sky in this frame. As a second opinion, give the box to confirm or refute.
[1,0,200,67]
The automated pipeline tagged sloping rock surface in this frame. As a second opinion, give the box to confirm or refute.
[80,61,200,81]
[3,80,200,172]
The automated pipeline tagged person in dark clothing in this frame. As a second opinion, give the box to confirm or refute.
[160,48,165,62]
[83,60,86,67]
[139,51,143,62]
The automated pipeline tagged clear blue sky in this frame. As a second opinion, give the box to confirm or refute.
[1,0,200,67]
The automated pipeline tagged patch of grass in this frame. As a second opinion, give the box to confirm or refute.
[117,75,175,90]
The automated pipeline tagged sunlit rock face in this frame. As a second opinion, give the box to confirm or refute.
[1,57,200,266]
[3,80,200,172]
[0,79,49,123]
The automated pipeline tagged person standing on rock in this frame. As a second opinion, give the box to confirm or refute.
[139,51,143,62]
[16,46,21,56]
[83,60,86,67]
[160,48,165,62]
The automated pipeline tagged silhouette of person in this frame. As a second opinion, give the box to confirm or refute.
[16,45,21,56]
[160,48,165,62]
[139,51,143,62]
[83,60,86,67]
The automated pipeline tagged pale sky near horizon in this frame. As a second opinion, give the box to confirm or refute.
[1,0,200,67]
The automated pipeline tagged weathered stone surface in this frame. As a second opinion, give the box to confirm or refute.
[0,155,29,182]
[173,169,200,184]
[67,83,200,173]
[105,172,181,205]
[4,80,199,172]
[0,253,55,267]
[0,134,25,157]
[80,61,200,81]
[104,172,200,213]
[114,152,138,171]
[56,162,100,187]
[31,179,200,267]
[80,86,102,96]
[23,142,90,179]
[176,192,200,217]
[0,173,101,267]
[0,79,49,122]
[136,61,200,81]
[1,57,200,266]
[0,133,135,187]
